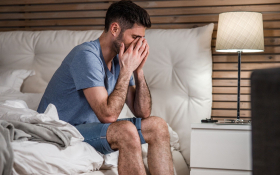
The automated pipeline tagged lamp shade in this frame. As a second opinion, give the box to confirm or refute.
[215,12,264,52]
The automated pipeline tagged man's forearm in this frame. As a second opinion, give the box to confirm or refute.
[106,69,132,121]
[134,70,152,118]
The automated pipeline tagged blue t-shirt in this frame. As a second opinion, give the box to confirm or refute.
[37,38,135,126]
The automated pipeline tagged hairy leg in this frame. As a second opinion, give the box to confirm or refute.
[141,116,174,175]
[107,120,146,175]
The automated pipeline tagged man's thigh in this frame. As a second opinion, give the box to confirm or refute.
[75,117,146,155]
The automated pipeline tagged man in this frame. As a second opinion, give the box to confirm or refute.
[37,1,174,175]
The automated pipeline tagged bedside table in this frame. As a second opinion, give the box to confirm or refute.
[190,123,252,175]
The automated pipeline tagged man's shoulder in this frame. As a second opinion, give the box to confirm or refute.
[75,39,100,53]
[70,39,102,64]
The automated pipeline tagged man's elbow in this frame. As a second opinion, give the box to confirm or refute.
[142,115,149,119]
[144,112,151,119]
[98,114,118,123]
[138,111,151,119]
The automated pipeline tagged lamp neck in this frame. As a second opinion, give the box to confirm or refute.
[237,51,241,119]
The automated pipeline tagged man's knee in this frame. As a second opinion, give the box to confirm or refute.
[148,116,170,142]
[107,120,141,150]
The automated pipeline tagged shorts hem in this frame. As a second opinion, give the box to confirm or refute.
[100,123,115,154]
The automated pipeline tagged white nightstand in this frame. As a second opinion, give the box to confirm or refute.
[190,123,252,175]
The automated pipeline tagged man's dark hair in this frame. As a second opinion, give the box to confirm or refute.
[104,0,151,32]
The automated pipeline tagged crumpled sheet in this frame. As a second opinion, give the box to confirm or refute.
[0,119,71,149]
[0,99,83,145]
[0,119,14,175]
[0,100,104,175]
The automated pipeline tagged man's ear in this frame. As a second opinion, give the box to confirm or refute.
[110,22,121,37]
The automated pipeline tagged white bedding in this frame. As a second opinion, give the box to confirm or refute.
[0,89,181,174]
[0,87,43,111]
[0,99,104,174]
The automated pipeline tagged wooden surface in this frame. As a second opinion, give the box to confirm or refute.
[1,0,279,120]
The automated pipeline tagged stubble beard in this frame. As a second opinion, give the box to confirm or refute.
[113,31,125,54]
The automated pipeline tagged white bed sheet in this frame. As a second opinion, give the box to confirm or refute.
[0,99,104,174]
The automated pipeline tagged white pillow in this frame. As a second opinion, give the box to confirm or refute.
[0,69,35,91]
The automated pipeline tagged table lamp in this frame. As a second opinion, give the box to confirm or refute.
[215,12,264,124]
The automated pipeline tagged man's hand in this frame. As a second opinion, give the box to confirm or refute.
[134,39,149,73]
[118,37,148,73]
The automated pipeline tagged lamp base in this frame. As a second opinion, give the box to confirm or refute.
[215,119,251,125]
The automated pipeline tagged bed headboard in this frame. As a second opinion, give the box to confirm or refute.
[0,23,214,165]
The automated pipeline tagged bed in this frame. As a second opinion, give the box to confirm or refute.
[0,23,214,175]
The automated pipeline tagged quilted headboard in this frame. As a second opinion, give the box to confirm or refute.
[0,23,214,165]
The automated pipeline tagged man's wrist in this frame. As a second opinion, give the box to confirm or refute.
[133,69,144,78]
[120,67,133,77]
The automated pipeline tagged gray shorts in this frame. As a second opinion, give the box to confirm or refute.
[74,117,146,154]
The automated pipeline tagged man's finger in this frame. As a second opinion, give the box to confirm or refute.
[138,39,147,55]
[139,40,147,55]
[143,50,149,62]
[141,44,149,58]
[138,50,149,70]
[134,37,145,51]
[119,42,125,57]
[128,37,140,51]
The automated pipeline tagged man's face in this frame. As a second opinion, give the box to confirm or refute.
[113,23,146,54]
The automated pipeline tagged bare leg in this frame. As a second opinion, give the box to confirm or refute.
[141,116,174,175]
[107,120,147,175]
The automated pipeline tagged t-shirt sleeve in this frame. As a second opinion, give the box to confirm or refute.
[70,50,105,90]
[129,74,135,86]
